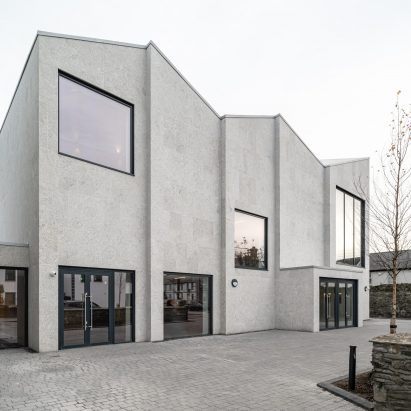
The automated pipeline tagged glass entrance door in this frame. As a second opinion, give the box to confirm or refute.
[319,278,357,330]
[59,267,134,349]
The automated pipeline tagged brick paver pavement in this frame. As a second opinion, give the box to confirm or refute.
[1,319,410,410]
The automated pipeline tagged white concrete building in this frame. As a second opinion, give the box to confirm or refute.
[0,32,370,352]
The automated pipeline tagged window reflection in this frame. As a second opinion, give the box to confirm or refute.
[59,73,133,174]
[234,210,267,269]
[163,274,211,339]
[336,188,363,267]
[336,190,345,263]
[115,272,133,343]
[345,195,354,265]
[0,269,27,348]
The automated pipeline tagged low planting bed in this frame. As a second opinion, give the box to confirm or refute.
[318,370,374,410]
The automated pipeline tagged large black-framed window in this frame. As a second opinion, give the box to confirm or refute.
[163,272,212,340]
[58,71,134,175]
[234,209,267,270]
[336,187,365,267]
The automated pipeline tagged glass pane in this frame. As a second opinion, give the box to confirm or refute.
[346,283,354,326]
[336,190,345,263]
[234,211,266,269]
[327,282,336,329]
[354,199,362,266]
[0,269,26,347]
[115,272,133,343]
[338,283,346,327]
[59,75,132,173]
[320,282,326,330]
[164,274,211,339]
[63,273,85,346]
[90,274,110,345]
[344,195,354,265]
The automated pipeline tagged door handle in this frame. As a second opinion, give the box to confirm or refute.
[325,294,330,320]
[89,295,93,329]
[84,293,88,330]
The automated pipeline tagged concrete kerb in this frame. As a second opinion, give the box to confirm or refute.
[317,369,374,410]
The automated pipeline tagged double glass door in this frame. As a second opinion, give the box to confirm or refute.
[59,267,134,349]
[320,278,356,330]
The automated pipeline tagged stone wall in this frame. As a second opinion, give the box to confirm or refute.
[371,334,411,410]
[370,284,411,318]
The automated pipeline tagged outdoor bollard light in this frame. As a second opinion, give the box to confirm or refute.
[231,279,238,288]
[349,345,356,390]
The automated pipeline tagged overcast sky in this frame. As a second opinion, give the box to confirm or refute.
[1,0,410,162]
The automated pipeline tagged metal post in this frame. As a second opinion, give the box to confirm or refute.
[349,345,356,390]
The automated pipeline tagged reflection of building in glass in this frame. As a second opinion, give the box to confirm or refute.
[0,269,27,347]
[164,279,199,303]
[234,211,266,269]
[164,274,210,339]
[0,269,17,306]
[62,272,132,307]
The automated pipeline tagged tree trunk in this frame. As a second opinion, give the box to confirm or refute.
[390,268,397,334]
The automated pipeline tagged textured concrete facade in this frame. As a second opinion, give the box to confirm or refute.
[0,32,370,351]
[0,243,29,268]
[222,117,276,334]
[0,40,39,350]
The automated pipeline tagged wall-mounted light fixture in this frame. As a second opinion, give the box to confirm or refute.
[364,286,368,292]
[231,279,238,288]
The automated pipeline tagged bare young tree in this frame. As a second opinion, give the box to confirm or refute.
[362,91,411,334]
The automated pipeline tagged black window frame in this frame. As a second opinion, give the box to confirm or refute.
[336,187,365,268]
[58,265,136,349]
[58,70,135,176]
[0,266,28,347]
[163,271,213,340]
[319,277,358,330]
[234,209,268,271]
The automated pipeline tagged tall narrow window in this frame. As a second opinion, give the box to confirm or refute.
[336,190,345,263]
[336,188,364,267]
[59,72,134,174]
[344,194,354,265]
[234,210,267,270]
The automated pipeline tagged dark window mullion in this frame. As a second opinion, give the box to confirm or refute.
[352,196,355,265]
[343,193,346,262]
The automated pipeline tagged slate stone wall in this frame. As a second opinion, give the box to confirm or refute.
[371,334,411,411]
[370,284,411,318]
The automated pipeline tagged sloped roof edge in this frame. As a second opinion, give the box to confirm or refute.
[322,157,370,167]
[0,31,367,170]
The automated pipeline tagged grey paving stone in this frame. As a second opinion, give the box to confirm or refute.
[1,319,410,410]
